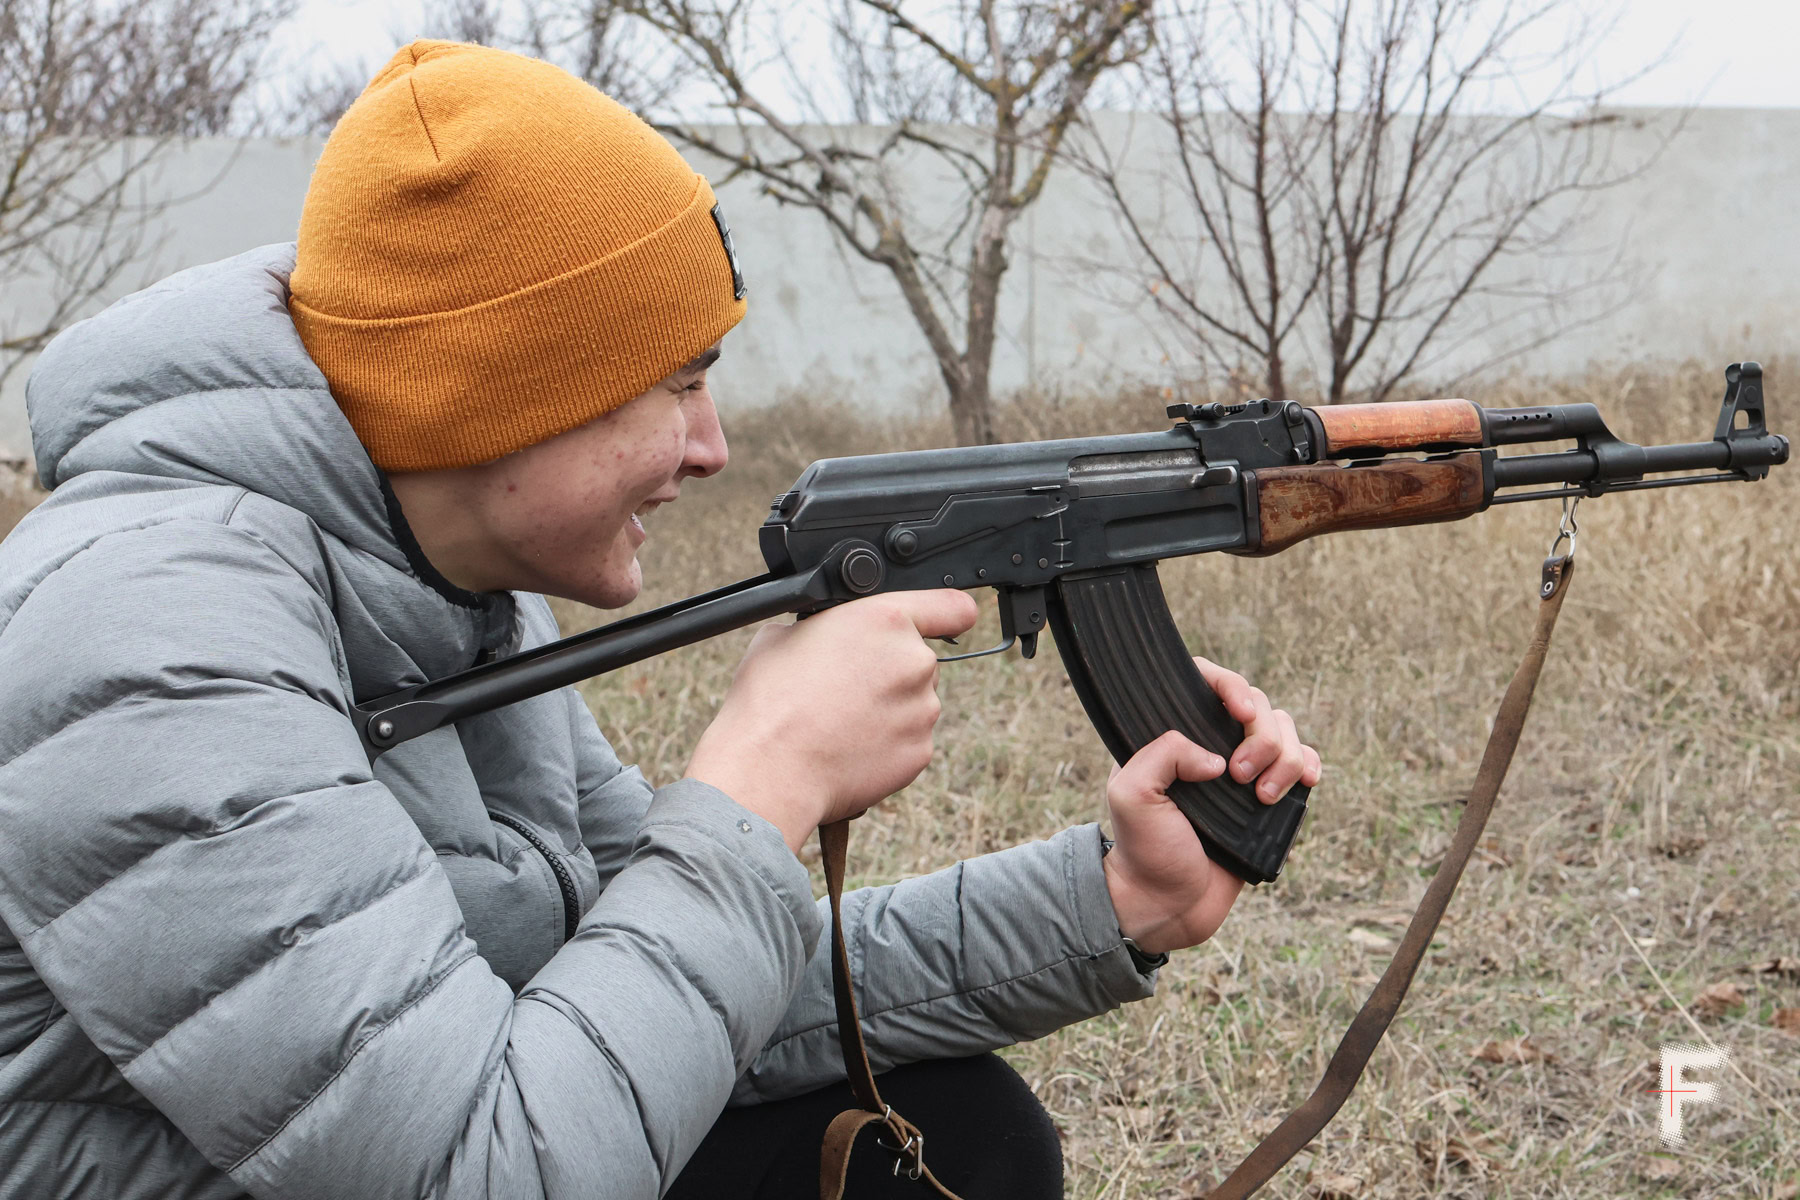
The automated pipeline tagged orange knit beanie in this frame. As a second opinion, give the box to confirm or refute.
[291,41,746,472]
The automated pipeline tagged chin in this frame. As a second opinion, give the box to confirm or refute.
[565,561,643,610]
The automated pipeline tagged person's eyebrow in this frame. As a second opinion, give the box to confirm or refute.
[681,345,722,375]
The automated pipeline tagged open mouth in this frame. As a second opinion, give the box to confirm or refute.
[629,499,663,538]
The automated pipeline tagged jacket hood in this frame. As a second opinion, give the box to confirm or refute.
[28,243,405,567]
[22,242,516,669]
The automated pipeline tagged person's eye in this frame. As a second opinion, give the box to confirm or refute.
[682,378,707,395]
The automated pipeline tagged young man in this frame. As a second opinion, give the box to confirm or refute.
[0,41,1318,1199]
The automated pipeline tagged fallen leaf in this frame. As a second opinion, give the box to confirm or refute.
[1743,957,1800,982]
[1347,927,1395,951]
[1635,1155,1681,1182]
[1654,833,1707,859]
[1773,1008,1800,1035]
[1308,1172,1364,1200]
[1474,1038,1554,1065]
[1695,981,1745,1018]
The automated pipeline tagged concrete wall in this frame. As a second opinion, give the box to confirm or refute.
[2,108,1795,465]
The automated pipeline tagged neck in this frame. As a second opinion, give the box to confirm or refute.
[384,466,497,595]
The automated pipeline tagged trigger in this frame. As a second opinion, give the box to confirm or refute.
[999,586,1048,657]
[936,586,1047,664]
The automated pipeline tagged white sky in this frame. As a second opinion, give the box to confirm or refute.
[267,0,1800,112]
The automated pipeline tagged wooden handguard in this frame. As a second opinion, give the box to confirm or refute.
[1316,398,1484,455]
[1251,452,1488,555]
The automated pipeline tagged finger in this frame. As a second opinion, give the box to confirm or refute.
[1192,657,1261,725]
[1229,720,1283,785]
[882,589,981,640]
[1254,709,1308,803]
[1300,744,1322,787]
[1111,730,1227,803]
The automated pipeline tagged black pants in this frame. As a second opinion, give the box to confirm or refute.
[667,1054,1064,1199]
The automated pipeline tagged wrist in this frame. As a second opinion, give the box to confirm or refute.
[686,748,822,856]
[1121,935,1170,974]
[1101,839,1179,959]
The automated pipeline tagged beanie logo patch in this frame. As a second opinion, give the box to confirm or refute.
[711,203,746,300]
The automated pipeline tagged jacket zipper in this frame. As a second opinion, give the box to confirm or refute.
[490,812,581,943]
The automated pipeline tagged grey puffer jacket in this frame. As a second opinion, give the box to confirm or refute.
[0,244,1156,1200]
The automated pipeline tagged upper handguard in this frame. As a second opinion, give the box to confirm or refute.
[1313,398,1486,456]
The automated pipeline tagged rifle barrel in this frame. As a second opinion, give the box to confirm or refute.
[1490,432,1788,492]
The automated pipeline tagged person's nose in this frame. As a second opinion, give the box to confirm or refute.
[682,390,729,479]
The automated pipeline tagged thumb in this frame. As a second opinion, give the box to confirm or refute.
[884,588,981,640]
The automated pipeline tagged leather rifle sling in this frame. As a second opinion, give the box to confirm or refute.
[817,555,1574,1200]
[818,817,965,1200]
[1201,553,1575,1200]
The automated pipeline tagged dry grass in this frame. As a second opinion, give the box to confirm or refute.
[4,362,1794,1197]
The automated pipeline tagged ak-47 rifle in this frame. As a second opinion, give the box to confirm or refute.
[357,362,1784,883]
[355,361,1785,1200]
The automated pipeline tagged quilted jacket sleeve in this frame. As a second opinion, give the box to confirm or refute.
[566,688,656,893]
[556,652,1159,1109]
[0,519,821,1200]
[728,823,1158,1105]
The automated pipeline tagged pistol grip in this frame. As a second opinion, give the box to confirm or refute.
[1047,565,1308,885]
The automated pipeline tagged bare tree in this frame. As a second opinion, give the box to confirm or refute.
[408,0,682,112]
[0,0,293,387]
[1081,0,1662,405]
[280,0,677,135]
[625,0,1148,445]
[278,56,371,135]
